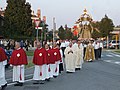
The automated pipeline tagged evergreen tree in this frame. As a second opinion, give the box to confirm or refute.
[58,26,66,40]
[58,25,73,40]
[65,28,73,39]
[92,22,101,39]
[99,15,114,37]
[3,0,33,39]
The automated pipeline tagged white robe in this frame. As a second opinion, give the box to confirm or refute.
[13,65,25,83]
[0,60,7,87]
[64,47,75,72]
[53,61,60,76]
[33,64,46,81]
[74,44,84,69]
[46,64,53,79]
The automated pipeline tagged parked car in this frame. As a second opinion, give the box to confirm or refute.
[109,40,120,49]
[103,41,107,48]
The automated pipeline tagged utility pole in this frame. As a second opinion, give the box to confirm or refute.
[53,17,56,43]
[118,29,120,49]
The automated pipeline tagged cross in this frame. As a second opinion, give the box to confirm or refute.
[17,53,20,57]
[39,53,42,56]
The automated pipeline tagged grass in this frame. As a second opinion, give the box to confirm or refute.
[26,51,34,56]
[25,60,34,68]
[114,50,120,53]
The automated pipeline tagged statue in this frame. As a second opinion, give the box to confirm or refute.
[73,9,94,39]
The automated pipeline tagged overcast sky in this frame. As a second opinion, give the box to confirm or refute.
[0,0,120,29]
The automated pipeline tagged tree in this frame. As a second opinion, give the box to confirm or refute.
[65,28,73,39]
[3,0,33,39]
[58,26,66,40]
[91,21,101,39]
[99,15,114,37]
[58,25,74,40]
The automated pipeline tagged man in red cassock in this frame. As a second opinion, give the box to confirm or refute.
[33,42,47,84]
[45,44,54,81]
[51,42,61,78]
[0,47,7,90]
[9,42,28,86]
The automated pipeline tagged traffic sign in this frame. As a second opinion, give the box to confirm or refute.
[34,20,40,28]
[35,27,42,29]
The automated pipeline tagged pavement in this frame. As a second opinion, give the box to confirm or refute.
[4,50,120,90]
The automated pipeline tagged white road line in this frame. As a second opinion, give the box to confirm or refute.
[8,79,33,86]
[103,60,120,66]
[6,66,34,74]
[115,55,120,57]
[104,60,112,63]
[106,55,113,57]
[108,53,120,57]
[6,74,33,81]
[114,62,120,64]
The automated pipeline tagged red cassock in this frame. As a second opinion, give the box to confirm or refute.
[46,49,55,64]
[9,48,28,65]
[33,48,47,65]
[51,48,61,62]
[0,47,7,62]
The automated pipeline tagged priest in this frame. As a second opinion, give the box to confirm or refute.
[33,42,47,84]
[84,41,95,62]
[64,42,75,73]
[0,47,7,90]
[74,40,84,70]
[9,42,28,86]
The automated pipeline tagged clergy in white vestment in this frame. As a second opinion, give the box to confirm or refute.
[74,40,84,70]
[64,42,75,73]
[0,47,7,90]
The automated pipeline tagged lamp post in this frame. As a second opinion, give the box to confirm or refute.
[53,17,56,43]
[34,19,40,42]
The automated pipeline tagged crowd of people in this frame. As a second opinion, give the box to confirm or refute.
[0,39,103,90]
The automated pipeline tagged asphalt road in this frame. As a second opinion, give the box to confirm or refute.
[4,50,120,90]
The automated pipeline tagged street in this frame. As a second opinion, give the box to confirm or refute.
[5,50,120,90]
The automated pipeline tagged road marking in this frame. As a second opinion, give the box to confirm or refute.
[106,55,113,57]
[103,60,120,66]
[6,74,33,81]
[8,79,33,86]
[6,66,34,73]
[104,60,112,63]
[115,55,120,57]
[114,62,120,65]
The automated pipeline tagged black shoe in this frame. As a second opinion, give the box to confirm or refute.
[45,78,50,82]
[53,76,57,78]
[19,83,23,86]
[1,84,7,90]
[75,68,80,71]
[40,81,44,84]
[66,71,73,73]
[14,82,23,86]
[33,81,40,84]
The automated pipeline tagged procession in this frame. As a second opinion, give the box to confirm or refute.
[1,0,120,90]
[0,38,103,90]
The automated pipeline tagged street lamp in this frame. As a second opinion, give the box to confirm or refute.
[34,19,40,42]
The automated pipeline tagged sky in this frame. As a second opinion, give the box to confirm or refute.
[0,0,120,29]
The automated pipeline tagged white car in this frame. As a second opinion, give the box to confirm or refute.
[109,40,120,49]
